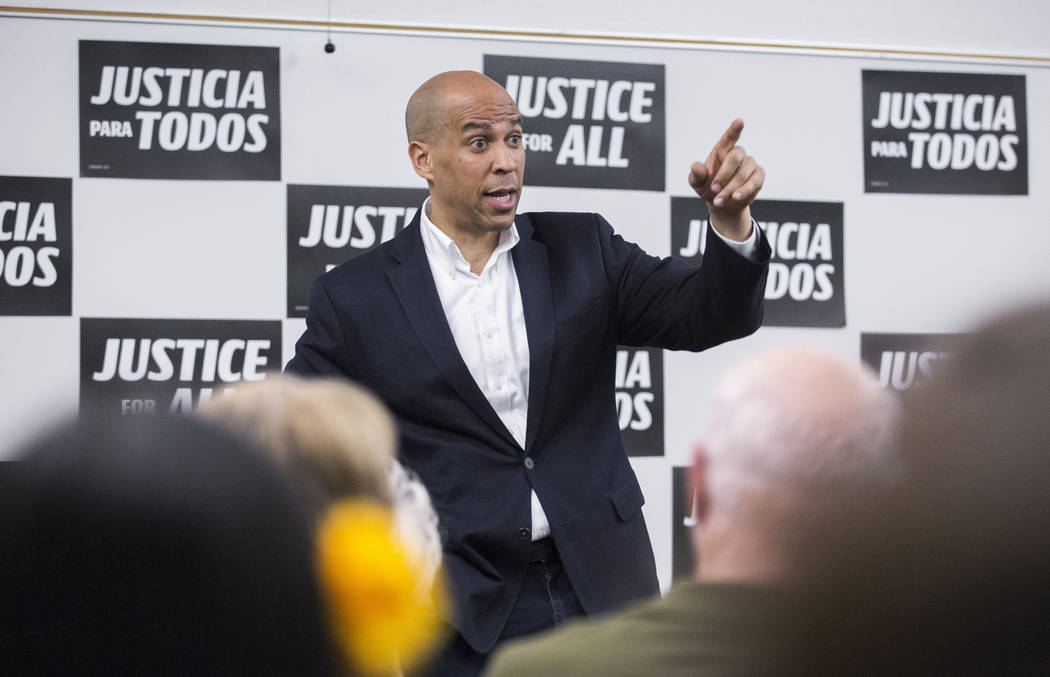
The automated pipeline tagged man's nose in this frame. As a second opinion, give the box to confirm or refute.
[491,143,519,173]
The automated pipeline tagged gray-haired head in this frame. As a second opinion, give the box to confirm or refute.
[692,347,901,581]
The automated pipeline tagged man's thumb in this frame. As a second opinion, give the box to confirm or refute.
[689,161,710,190]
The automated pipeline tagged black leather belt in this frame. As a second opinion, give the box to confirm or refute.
[528,536,559,562]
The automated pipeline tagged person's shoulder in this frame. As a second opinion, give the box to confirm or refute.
[486,584,780,677]
[484,595,668,677]
[517,211,614,246]
[319,232,402,287]
[519,210,603,231]
[483,617,617,677]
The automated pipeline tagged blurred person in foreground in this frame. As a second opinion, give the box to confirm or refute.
[0,413,339,676]
[485,347,901,677]
[782,302,1050,676]
[199,375,447,675]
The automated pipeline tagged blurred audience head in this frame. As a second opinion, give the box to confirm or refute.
[1,413,338,676]
[785,302,1050,675]
[199,375,441,583]
[199,375,397,518]
[199,375,447,675]
[691,346,901,582]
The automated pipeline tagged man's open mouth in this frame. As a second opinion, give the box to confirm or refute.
[484,188,517,208]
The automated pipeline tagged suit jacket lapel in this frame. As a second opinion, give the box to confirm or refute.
[387,215,520,451]
[512,215,554,455]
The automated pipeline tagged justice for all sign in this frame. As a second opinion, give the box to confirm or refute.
[286,185,429,318]
[80,318,281,415]
[484,54,666,191]
[860,332,962,391]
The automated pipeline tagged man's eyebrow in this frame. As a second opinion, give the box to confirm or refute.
[461,121,493,133]
[459,117,524,133]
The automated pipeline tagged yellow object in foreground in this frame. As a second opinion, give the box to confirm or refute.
[318,499,448,675]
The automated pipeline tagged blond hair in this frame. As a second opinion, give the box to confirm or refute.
[199,375,444,587]
[199,375,397,515]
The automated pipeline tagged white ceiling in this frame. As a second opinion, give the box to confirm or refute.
[7,0,1050,60]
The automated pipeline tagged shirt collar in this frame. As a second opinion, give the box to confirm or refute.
[419,196,520,278]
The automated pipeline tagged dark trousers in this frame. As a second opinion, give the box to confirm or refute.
[425,541,585,677]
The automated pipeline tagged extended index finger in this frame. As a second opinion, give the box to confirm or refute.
[709,119,745,162]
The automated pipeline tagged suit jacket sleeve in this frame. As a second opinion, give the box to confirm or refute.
[595,213,771,350]
[285,275,355,377]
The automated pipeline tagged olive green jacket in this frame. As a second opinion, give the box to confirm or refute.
[484,582,780,677]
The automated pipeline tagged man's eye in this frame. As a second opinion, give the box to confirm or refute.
[470,139,486,149]
[509,135,522,146]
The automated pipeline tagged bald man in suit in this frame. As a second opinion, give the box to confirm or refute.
[287,70,770,676]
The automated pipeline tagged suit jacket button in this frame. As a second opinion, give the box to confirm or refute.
[524,457,534,469]
[518,527,531,540]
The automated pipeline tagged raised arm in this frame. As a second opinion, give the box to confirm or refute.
[687,119,765,242]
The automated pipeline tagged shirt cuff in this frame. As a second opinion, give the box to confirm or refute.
[710,218,760,262]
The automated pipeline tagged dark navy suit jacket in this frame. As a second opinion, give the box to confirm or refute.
[286,210,770,651]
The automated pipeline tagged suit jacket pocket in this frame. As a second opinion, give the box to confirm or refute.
[608,473,645,521]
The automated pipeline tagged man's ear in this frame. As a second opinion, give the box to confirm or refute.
[688,443,711,527]
[408,141,434,182]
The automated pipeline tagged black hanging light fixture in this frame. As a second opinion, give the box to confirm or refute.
[324,0,335,53]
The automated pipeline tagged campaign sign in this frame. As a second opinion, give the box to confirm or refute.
[671,465,697,580]
[671,198,845,327]
[484,55,665,191]
[860,332,963,391]
[79,40,281,180]
[862,70,1027,194]
[287,185,429,318]
[80,318,281,415]
[0,176,72,316]
[616,346,664,457]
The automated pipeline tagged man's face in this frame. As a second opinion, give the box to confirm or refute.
[423,83,525,237]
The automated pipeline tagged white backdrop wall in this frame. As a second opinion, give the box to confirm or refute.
[1,4,1048,591]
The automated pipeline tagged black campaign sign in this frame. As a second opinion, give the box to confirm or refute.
[80,318,281,415]
[79,41,281,180]
[615,346,664,457]
[862,70,1027,194]
[0,176,72,316]
[671,198,845,327]
[671,466,697,581]
[287,185,429,318]
[860,332,963,392]
[484,55,665,191]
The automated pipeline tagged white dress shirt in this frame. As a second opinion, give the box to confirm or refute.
[419,198,759,541]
